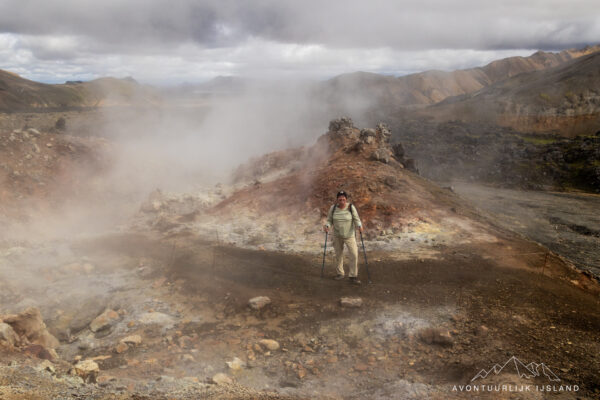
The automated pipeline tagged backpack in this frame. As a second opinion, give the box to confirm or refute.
[332,203,355,215]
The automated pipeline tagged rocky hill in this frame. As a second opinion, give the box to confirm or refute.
[0,126,110,226]
[0,71,160,112]
[424,51,600,136]
[133,117,597,288]
[320,45,600,109]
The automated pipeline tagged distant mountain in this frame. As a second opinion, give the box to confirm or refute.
[321,45,600,109]
[0,71,161,112]
[424,51,600,136]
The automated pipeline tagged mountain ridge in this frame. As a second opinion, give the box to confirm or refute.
[322,44,600,108]
[0,71,161,112]
[422,51,600,136]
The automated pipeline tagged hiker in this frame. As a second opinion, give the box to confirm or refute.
[323,191,364,284]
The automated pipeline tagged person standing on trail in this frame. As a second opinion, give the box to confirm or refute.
[323,191,364,285]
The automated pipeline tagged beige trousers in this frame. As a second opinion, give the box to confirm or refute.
[333,234,359,278]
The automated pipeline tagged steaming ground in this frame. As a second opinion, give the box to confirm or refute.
[1,227,599,399]
[1,112,600,399]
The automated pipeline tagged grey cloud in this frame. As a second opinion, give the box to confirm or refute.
[1,0,599,52]
[1,0,599,84]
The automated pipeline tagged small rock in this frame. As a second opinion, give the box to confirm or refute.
[182,354,195,362]
[212,373,233,385]
[259,339,280,351]
[72,359,99,383]
[226,357,245,371]
[297,367,307,379]
[138,312,175,329]
[418,327,453,346]
[248,296,271,310]
[77,337,96,351]
[115,342,129,354]
[90,309,119,332]
[340,297,363,308]
[476,325,489,336]
[120,335,142,346]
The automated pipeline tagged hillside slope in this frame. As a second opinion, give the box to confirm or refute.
[0,71,160,112]
[320,45,600,109]
[425,52,600,136]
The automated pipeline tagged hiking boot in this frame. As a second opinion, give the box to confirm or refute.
[333,274,345,280]
[349,277,361,285]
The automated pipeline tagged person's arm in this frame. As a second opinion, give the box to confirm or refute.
[324,206,334,232]
[351,205,363,233]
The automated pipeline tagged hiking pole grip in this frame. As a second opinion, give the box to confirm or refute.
[321,231,328,278]
[360,231,371,283]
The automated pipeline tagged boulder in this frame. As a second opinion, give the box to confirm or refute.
[226,357,245,371]
[376,123,391,139]
[370,148,390,164]
[329,117,354,132]
[23,344,57,361]
[72,359,99,383]
[258,339,280,351]
[360,128,377,144]
[26,128,41,136]
[418,327,453,346]
[0,322,19,346]
[89,309,119,332]
[392,143,405,160]
[115,342,129,353]
[248,296,271,310]
[120,335,142,346]
[2,308,59,349]
[212,373,233,385]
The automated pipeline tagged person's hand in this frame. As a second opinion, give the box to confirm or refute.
[358,226,364,233]
[324,225,330,233]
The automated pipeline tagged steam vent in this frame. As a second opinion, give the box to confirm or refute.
[139,117,595,293]
[214,117,460,232]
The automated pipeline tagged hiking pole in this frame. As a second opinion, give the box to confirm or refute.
[359,231,372,284]
[321,231,328,278]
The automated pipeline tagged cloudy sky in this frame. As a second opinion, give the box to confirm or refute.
[0,0,599,84]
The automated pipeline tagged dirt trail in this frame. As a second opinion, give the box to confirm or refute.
[0,223,599,399]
